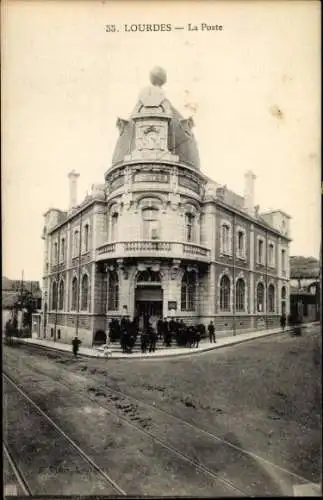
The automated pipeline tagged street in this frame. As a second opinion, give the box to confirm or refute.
[3,326,321,496]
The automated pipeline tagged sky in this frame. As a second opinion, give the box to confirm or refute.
[2,0,321,282]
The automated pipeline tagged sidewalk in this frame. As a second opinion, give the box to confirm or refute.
[10,322,318,360]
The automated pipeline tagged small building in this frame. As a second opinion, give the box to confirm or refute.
[41,68,291,347]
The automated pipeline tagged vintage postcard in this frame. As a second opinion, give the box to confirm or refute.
[2,0,321,497]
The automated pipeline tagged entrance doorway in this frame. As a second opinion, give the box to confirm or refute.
[135,286,163,331]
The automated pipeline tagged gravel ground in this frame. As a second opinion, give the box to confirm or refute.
[3,326,322,495]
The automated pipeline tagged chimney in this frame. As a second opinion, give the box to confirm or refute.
[68,170,80,209]
[243,170,256,216]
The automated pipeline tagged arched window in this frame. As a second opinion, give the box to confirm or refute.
[111,213,118,241]
[52,281,58,310]
[185,213,195,242]
[58,280,64,310]
[256,282,265,312]
[236,279,245,312]
[181,271,196,311]
[84,224,89,252]
[142,207,160,240]
[268,284,275,312]
[108,271,119,311]
[220,275,231,311]
[81,274,89,310]
[221,223,231,255]
[71,277,78,311]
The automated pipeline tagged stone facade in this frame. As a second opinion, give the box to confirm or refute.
[40,69,291,347]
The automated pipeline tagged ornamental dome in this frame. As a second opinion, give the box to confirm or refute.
[111,68,200,170]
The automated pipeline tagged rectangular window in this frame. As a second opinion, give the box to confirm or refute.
[281,249,286,272]
[221,224,230,254]
[268,243,274,266]
[61,238,65,262]
[237,231,245,259]
[258,239,264,264]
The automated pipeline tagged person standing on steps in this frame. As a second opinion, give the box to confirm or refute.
[208,320,216,343]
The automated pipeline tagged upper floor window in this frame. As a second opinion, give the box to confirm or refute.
[181,271,196,311]
[237,229,246,259]
[60,238,65,262]
[221,223,231,255]
[185,213,195,242]
[111,213,118,241]
[268,242,275,267]
[53,242,58,263]
[73,230,80,257]
[281,249,286,272]
[83,224,89,252]
[142,207,160,240]
[257,238,265,265]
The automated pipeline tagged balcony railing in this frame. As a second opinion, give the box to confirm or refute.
[96,240,211,262]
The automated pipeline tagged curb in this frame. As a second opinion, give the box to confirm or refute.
[8,323,317,360]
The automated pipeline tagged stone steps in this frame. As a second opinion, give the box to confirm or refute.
[109,337,190,353]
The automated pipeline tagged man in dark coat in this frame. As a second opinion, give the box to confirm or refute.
[280,313,286,331]
[208,321,216,343]
[72,337,81,356]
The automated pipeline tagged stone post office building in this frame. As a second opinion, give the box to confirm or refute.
[41,68,291,346]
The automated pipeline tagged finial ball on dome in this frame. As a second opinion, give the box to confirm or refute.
[150,66,167,87]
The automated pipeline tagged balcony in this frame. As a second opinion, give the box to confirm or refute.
[96,240,211,263]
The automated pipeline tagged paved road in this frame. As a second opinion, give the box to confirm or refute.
[3,326,322,496]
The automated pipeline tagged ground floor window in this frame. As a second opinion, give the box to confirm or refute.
[256,282,265,312]
[181,271,196,311]
[268,284,275,312]
[236,278,245,312]
[108,271,119,311]
[220,275,231,312]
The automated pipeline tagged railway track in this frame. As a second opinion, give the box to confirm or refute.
[3,442,31,496]
[4,344,317,496]
[7,346,314,488]
[3,372,126,496]
[3,367,248,497]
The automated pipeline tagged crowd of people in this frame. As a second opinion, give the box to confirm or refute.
[108,317,217,354]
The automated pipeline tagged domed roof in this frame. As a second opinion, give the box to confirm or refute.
[111,69,200,170]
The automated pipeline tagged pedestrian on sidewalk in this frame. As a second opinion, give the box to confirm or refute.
[280,313,286,331]
[208,320,216,343]
[72,336,81,357]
